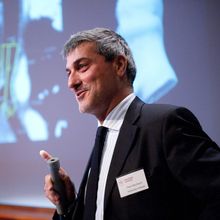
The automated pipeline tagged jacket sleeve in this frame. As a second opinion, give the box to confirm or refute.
[163,107,220,219]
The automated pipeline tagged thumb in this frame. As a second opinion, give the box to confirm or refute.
[39,150,53,161]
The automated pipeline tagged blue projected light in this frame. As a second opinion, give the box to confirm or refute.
[23,0,63,31]
[0,0,182,209]
[116,0,178,103]
[0,0,65,144]
[0,0,177,144]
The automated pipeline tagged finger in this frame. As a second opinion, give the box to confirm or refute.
[47,192,60,206]
[39,150,53,161]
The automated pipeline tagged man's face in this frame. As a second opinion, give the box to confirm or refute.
[65,42,124,120]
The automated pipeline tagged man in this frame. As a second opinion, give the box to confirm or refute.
[41,28,220,220]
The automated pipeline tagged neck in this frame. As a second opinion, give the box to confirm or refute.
[97,89,133,124]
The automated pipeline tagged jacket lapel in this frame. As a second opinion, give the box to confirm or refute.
[104,97,144,210]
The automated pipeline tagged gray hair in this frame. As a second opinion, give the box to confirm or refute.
[63,28,136,86]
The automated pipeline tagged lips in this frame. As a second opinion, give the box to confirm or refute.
[76,89,87,100]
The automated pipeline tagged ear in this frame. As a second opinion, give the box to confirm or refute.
[114,55,128,78]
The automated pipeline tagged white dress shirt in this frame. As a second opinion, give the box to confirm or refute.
[95,93,136,220]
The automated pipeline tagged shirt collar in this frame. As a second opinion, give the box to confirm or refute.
[98,93,135,131]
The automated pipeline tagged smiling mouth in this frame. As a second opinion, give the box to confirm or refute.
[76,90,87,100]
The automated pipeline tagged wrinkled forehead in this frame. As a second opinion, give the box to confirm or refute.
[65,41,98,58]
[65,42,99,67]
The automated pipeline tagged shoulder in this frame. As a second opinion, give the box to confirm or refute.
[130,97,201,126]
[130,96,180,117]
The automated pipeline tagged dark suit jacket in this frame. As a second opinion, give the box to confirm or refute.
[55,97,220,220]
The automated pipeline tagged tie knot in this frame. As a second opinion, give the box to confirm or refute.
[96,126,108,138]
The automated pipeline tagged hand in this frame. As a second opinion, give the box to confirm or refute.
[40,150,76,207]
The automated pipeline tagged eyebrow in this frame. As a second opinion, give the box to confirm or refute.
[66,57,91,72]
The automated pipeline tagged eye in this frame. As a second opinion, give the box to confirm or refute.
[77,62,89,72]
[78,63,86,69]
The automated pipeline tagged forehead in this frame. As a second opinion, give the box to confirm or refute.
[67,42,97,61]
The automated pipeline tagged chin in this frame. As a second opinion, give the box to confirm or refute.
[78,99,96,114]
[78,103,90,114]
[78,106,86,113]
[77,100,86,113]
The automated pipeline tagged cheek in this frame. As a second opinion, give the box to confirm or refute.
[84,66,116,93]
[81,69,97,84]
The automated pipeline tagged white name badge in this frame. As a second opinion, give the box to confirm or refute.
[116,169,149,198]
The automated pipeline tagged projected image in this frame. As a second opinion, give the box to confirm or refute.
[0,0,67,143]
[116,0,178,103]
[0,0,177,144]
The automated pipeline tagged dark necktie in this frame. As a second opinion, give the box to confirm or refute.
[83,126,108,220]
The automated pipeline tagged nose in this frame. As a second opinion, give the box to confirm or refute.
[68,71,81,90]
